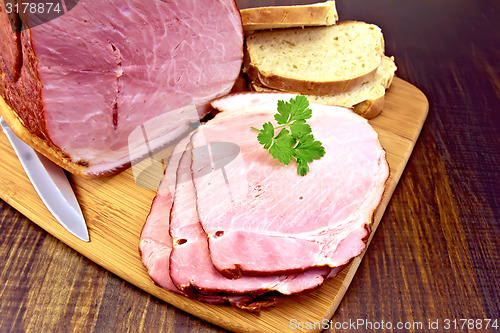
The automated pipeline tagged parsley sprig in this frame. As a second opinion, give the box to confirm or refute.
[251,95,325,176]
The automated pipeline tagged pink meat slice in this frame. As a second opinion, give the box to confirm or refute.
[139,135,277,312]
[140,135,196,292]
[190,93,389,277]
[168,143,330,295]
[22,0,243,175]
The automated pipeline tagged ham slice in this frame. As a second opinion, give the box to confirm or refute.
[189,93,389,277]
[169,141,330,296]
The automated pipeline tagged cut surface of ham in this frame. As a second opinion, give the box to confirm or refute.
[189,93,389,277]
[0,0,243,177]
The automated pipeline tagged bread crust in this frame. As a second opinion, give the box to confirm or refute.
[245,63,378,96]
[352,95,385,119]
[240,1,338,32]
[247,80,387,120]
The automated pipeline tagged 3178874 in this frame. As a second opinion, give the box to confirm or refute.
[5,1,62,14]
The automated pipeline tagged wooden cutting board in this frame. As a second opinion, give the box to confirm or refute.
[0,77,428,333]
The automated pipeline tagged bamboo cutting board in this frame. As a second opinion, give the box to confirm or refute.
[0,77,428,333]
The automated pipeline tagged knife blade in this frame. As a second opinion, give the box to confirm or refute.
[0,117,89,242]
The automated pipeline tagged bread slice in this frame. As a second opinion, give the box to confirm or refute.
[250,56,397,119]
[240,1,338,32]
[244,21,385,96]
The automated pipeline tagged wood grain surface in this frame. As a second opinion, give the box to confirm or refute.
[1,0,499,332]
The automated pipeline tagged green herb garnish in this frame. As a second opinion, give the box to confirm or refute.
[251,95,325,176]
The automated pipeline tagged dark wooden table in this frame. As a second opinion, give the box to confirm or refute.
[1,0,499,332]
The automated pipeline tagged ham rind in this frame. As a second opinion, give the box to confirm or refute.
[190,93,389,277]
[0,0,243,177]
[139,135,278,312]
[168,143,330,295]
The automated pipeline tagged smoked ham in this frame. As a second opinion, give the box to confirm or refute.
[194,93,389,277]
[140,92,388,310]
[0,0,243,177]
[169,141,331,296]
[140,135,278,312]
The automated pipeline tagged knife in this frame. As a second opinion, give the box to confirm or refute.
[0,117,89,242]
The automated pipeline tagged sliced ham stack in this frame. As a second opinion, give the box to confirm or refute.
[140,92,389,311]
